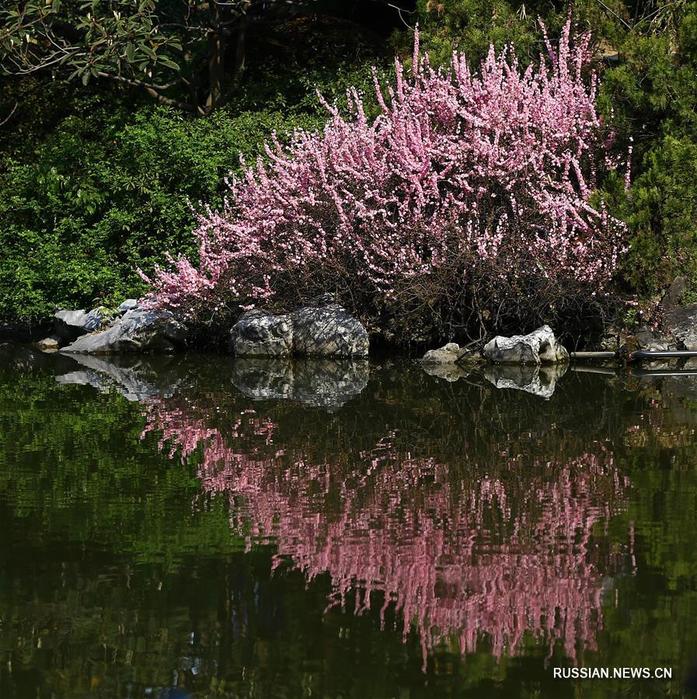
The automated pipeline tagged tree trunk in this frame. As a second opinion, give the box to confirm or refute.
[206,0,226,110]
[231,15,248,86]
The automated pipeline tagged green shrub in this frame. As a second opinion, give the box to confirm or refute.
[599,3,697,295]
[405,0,625,67]
[0,101,324,321]
[0,16,391,323]
[2,4,696,326]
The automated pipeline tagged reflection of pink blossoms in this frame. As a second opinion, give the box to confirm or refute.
[142,21,626,321]
[144,401,631,667]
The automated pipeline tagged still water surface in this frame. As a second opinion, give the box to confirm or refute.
[1,348,697,698]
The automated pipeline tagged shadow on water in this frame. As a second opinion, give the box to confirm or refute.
[1,345,697,697]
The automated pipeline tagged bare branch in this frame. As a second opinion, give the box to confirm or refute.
[0,102,18,128]
[592,0,633,30]
[95,71,201,112]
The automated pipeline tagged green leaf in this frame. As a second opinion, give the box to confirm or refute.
[158,56,179,71]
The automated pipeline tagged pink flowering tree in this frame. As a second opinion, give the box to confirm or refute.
[142,20,627,340]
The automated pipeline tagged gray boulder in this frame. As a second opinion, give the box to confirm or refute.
[117,299,140,315]
[658,276,687,315]
[61,309,187,354]
[230,309,293,357]
[291,303,369,357]
[54,308,107,341]
[664,304,697,350]
[230,299,369,358]
[421,343,468,364]
[634,326,676,352]
[483,325,569,365]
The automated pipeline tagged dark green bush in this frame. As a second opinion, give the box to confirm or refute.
[600,4,697,296]
[405,0,624,66]
[0,16,390,323]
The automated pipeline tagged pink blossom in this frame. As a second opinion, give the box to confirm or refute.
[141,21,627,324]
[143,398,632,668]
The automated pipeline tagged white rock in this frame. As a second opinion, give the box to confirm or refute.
[117,299,139,315]
[54,308,106,341]
[483,325,569,365]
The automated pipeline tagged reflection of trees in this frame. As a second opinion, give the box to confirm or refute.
[4,355,697,694]
[144,397,632,665]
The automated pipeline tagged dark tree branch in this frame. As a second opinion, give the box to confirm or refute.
[95,71,202,112]
[0,102,18,127]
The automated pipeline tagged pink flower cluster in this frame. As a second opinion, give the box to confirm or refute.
[142,21,626,322]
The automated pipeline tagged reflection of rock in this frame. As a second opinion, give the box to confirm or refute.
[422,362,471,382]
[54,308,107,342]
[0,343,75,373]
[36,337,60,352]
[230,359,295,400]
[61,309,187,354]
[484,325,569,365]
[484,363,568,399]
[0,320,52,343]
[292,360,369,408]
[56,355,181,401]
[231,358,368,409]
[230,310,293,357]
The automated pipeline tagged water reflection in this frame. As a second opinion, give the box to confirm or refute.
[142,374,632,667]
[2,347,697,697]
[231,358,369,409]
[484,363,568,399]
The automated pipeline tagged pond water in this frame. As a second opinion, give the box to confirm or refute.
[1,347,697,698]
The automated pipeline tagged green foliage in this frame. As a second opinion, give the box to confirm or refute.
[406,0,625,66]
[600,2,697,294]
[0,15,391,323]
[0,0,309,112]
[1,2,696,322]
[621,135,697,293]
[0,96,324,320]
[0,0,391,113]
